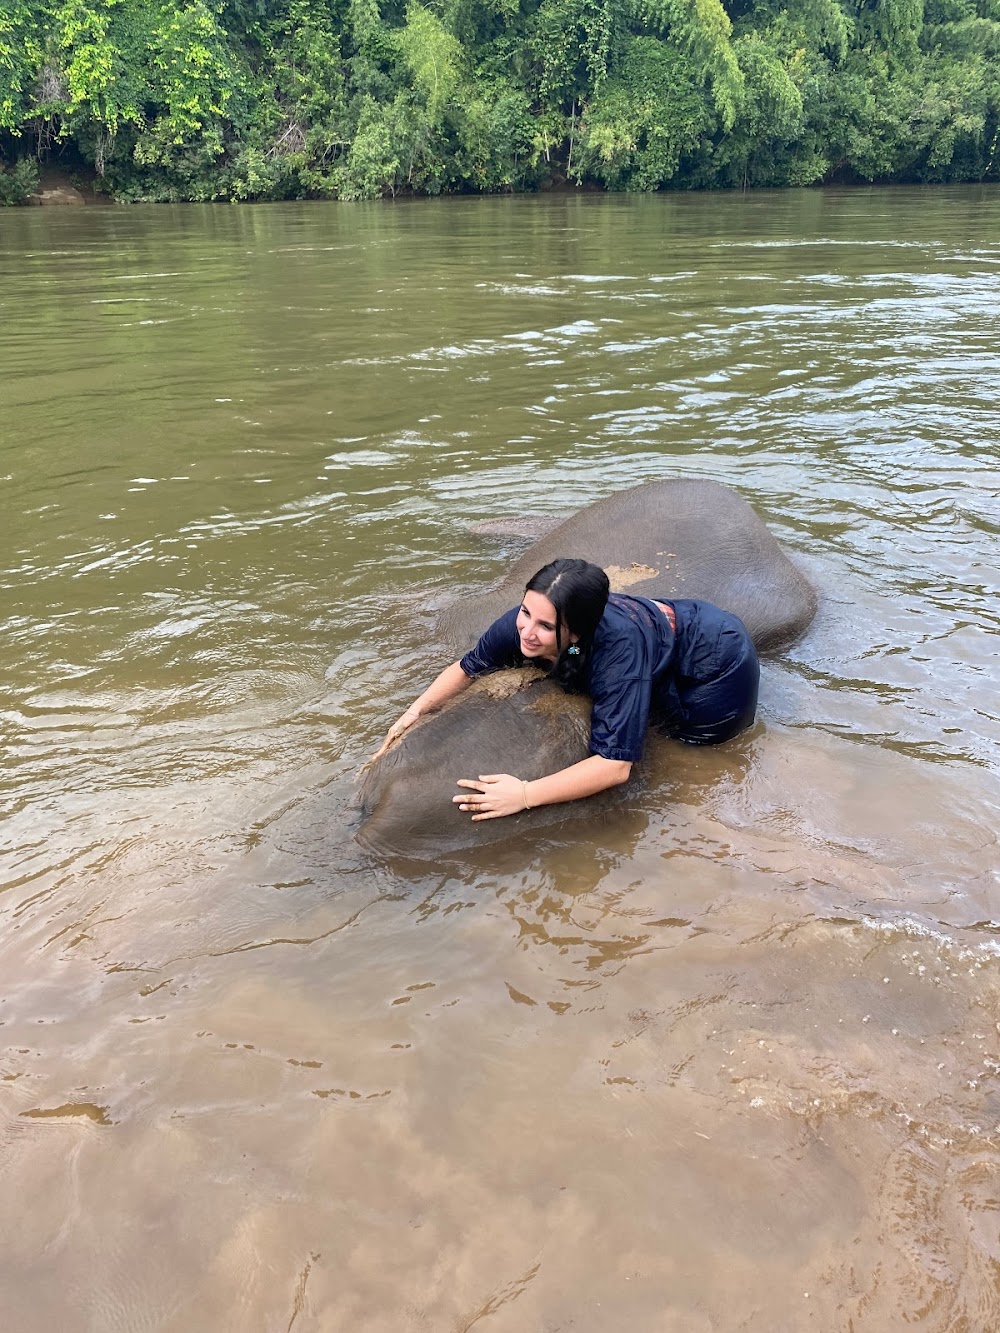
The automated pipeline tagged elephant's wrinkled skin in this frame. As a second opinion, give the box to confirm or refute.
[357,670,599,860]
[357,479,817,860]
[438,478,816,653]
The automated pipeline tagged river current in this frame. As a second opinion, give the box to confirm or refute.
[1,188,999,1330]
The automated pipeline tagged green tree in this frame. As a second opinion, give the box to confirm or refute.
[576,35,715,188]
[635,0,744,127]
[1,0,44,131]
[3,0,1000,201]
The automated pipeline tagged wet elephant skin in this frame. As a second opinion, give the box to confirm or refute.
[358,479,817,860]
[356,673,601,859]
[436,478,817,655]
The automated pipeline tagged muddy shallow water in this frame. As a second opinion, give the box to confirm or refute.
[1,188,999,1330]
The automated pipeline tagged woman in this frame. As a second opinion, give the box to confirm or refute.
[375,559,759,822]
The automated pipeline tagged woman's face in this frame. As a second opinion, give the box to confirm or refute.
[517,590,574,662]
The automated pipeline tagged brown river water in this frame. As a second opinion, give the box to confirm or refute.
[1,188,999,1331]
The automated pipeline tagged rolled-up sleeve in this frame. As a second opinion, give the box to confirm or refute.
[459,608,522,677]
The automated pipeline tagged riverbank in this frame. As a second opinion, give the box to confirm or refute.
[2,0,998,207]
[28,167,110,207]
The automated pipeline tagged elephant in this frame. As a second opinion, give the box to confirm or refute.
[357,478,817,860]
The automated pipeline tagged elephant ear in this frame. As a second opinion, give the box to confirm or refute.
[467,514,564,541]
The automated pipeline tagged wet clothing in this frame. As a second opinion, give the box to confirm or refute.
[459,594,759,762]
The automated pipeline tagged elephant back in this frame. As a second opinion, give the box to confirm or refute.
[438,478,817,654]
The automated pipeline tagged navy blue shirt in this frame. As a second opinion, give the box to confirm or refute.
[459,593,680,762]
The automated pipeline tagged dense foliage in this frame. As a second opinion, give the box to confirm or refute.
[1,0,999,200]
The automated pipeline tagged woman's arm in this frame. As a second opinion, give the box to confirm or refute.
[372,661,473,759]
[454,754,632,821]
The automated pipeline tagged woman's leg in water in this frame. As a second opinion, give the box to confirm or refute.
[667,626,760,745]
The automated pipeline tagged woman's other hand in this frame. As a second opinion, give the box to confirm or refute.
[372,705,421,760]
[371,662,475,762]
[454,774,529,821]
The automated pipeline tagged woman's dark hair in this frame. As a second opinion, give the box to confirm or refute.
[525,558,609,692]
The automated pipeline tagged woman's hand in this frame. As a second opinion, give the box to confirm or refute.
[372,705,421,760]
[371,663,475,763]
[454,756,632,819]
[454,774,529,821]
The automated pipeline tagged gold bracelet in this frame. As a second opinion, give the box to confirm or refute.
[521,781,531,811]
